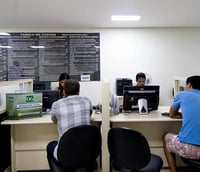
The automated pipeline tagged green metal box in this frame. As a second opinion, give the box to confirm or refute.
[6,92,42,120]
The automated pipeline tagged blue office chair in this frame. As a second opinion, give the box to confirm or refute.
[50,125,102,172]
[107,127,163,172]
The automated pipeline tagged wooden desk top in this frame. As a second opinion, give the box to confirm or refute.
[1,111,102,125]
[110,106,182,122]
[1,106,181,125]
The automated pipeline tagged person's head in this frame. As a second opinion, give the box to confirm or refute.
[185,75,200,90]
[58,73,70,88]
[64,79,80,96]
[136,72,146,86]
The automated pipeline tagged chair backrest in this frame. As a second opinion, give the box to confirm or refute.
[107,127,151,170]
[57,125,102,168]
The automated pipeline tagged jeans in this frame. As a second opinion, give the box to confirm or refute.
[46,140,58,170]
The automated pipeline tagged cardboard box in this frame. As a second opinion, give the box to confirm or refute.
[6,92,42,120]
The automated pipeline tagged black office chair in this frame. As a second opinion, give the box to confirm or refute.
[107,127,163,172]
[181,157,200,172]
[50,125,102,172]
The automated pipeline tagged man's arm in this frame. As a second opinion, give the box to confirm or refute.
[169,106,182,119]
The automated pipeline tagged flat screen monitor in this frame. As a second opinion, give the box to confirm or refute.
[33,81,51,91]
[36,90,60,112]
[123,85,160,112]
[116,78,133,96]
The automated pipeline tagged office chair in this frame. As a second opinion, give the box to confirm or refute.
[107,127,163,172]
[50,125,102,172]
[181,157,200,171]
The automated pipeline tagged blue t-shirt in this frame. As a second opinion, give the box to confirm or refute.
[172,89,200,145]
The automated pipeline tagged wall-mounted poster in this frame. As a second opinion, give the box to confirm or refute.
[0,32,100,81]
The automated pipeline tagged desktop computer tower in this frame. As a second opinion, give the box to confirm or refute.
[116,78,132,96]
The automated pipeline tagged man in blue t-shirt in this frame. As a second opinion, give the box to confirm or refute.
[163,75,200,172]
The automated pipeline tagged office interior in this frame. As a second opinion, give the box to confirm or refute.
[1,1,200,172]
[52,28,200,106]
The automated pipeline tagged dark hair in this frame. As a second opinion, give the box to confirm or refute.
[64,79,80,96]
[58,73,70,82]
[136,72,146,81]
[186,75,200,90]
[58,73,70,97]
[58,72,70,88]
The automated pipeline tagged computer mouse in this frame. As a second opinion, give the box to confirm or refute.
[161,112,170,116]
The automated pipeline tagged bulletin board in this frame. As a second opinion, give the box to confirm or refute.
[0,32,100,81]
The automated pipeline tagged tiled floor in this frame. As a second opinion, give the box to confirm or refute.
[162,167,200,172]
[16,167,200,172]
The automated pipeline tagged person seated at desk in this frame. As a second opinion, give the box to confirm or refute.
[135,72,146,86]
[163,75,200,172]
[55,72,70,98]
[46,79,93,170]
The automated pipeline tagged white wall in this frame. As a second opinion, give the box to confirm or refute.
[100,28,200,105]
[51,81,102,106]
[2,27,200,106]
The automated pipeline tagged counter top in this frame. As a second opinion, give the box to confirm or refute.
[1,114,52,125]
[110,106,182,122]
[1,111,102,125]
[1,106,182,125]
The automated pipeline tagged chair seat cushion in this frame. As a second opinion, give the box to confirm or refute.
[182,157,200,168]
[51,158,98,172]
[111,154,163,172]
[136,154,163,172]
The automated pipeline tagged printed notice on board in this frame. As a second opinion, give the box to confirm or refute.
[0,32,100,81]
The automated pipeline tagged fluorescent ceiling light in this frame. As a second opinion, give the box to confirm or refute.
[0,45,12,48]
[111,15,141,21]
[30,45,45,49]
[0,32,10,35]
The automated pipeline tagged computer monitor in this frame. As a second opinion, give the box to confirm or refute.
[116,78,133,96]
[33,81,51,91]
[123,85,160,112]
[38,90,60,112]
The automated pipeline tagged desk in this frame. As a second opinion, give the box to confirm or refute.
[110,106,180,122]
[2,106,183,172]
[1,113,101,172]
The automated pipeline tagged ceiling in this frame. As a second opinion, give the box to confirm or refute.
[1,0,200,28]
